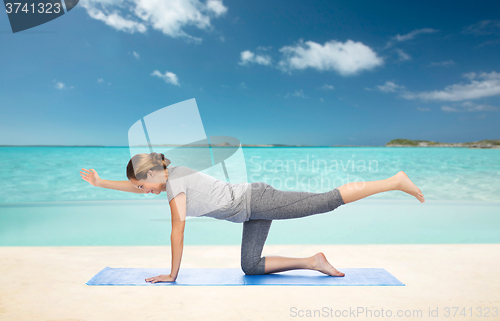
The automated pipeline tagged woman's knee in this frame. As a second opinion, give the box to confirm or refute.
[330,188,345,208]
[241,256,265,275]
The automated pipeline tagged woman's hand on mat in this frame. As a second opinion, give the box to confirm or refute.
[145,274,176,284]
[80,168,101,187]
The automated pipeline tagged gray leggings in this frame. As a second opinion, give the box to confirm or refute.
[240,182,345,275]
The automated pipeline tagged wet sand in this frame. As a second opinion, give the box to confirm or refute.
[1,244,498,320]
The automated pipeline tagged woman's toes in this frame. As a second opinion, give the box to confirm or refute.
[332,268,345,277]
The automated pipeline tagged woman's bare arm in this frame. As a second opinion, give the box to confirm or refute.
[144,193,186,284]
[80,168,145,194]
[97,179,146,194]
[168,193,186,279]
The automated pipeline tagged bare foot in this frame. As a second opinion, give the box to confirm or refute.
[394,171,425,203]
[311,252,345,277]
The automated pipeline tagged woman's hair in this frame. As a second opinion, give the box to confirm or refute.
[126,152,171,181]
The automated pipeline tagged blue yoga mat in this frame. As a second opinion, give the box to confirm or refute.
[87,267,405,286]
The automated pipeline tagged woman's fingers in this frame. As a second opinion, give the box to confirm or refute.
[80,168,98,186]
[80,169,95,177]
[81,169,95,175]
[146,274,174,283]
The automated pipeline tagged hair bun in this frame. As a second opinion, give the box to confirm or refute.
[151,152,161,164]
[150,152,170,169]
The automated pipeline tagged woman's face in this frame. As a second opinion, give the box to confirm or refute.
[129,169,168,195]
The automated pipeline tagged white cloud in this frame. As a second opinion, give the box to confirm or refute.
[463,20,500,36]
[54,80,74,89]
[462,20,500,47]
[319,84,334,90]
[374,73,500,113]
[385,28,438,48]
[429,60,455,67]
[239,50,272,66]
[395,28,438,42]
[396,48,411,61]
[256,45,272,51]
[284,89,308,98]
[402,71,500,102]
[319,97,324,102]
[277,39,383,76]
[441,101,498,112]
[79,0,228,43]
[151,70,180,86]
[81,0,147,33]
[462,72,477,80]
[55,82,65,89]
[98,78,111,85]
[133,51,140,59]
[441,106,456,112]
[239,82,247,89]
[206,0,227,15]
[377,81,405,93]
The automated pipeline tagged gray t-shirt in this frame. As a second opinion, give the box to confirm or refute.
[165,166,252,223]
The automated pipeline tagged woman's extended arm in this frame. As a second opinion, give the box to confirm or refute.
[145,192,186,284]
[80,168,145,194]
[169,193,186,279]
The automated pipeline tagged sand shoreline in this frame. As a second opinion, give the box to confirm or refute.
[1,244,498,320]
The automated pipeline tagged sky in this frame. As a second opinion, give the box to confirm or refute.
[1,0,500,146]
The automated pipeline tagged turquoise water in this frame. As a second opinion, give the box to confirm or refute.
[1,146,499,203]
[1,199,499,246]
[1,146,499,246]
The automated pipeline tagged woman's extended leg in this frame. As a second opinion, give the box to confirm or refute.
[337,171,425,204]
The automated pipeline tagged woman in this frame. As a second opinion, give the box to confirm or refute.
[80,152,425,284]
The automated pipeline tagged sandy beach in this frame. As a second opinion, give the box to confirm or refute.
[1,244,498,320]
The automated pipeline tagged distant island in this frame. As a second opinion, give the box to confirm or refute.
[136,140,500,148]
[385,139,500,149]
[2,139,499,148]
